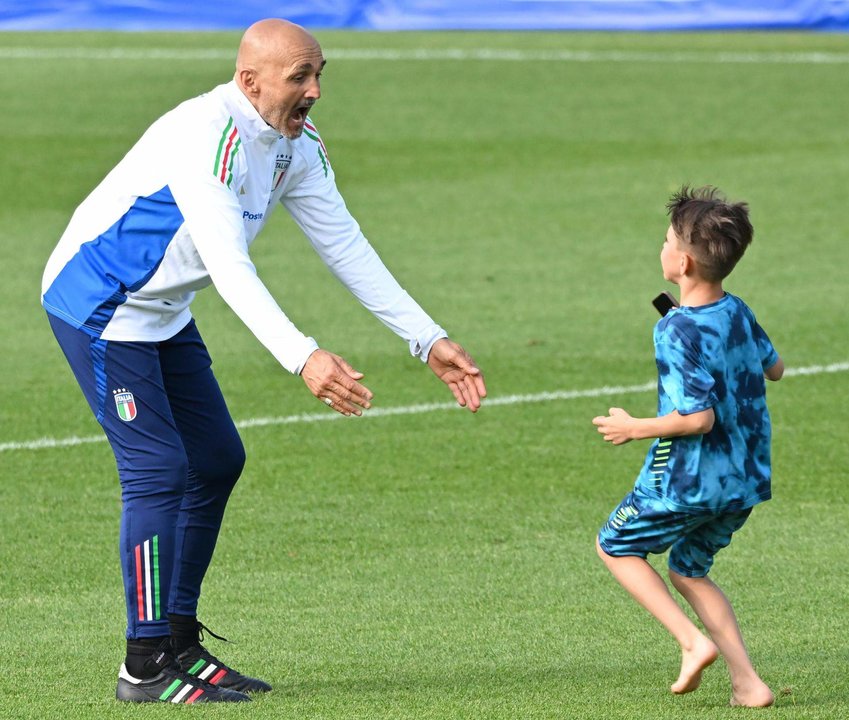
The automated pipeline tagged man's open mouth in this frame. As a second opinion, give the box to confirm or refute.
[291,105,311,124]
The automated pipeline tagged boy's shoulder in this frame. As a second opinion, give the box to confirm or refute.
[653,295,750,362]
[653,304,704,345]
[654,293,768,367]
[656,293,751,335]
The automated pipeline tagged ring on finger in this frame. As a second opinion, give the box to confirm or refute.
[323,397,333,406]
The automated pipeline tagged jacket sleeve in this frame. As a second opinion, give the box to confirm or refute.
[168,120,318,374]
[281,127,446,361]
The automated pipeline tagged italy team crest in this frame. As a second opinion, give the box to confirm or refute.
[113,389,137,422]
[272,153,292,190]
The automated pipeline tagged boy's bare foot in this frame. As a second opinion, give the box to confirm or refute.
[729,680,775,707]
[670,635,719,694]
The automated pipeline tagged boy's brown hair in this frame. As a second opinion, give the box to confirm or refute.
[666,185,753,282]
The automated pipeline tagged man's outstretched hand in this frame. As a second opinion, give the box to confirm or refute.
[301,349,373,417]
[427,338,487,412]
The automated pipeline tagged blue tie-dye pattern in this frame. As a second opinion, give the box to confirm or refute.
[634,293,778,513]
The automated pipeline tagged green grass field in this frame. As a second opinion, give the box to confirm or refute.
[1,28,848,719]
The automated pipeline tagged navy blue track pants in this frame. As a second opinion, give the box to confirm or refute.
[48,314,245,639]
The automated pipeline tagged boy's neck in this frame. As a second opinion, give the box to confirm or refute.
[677,278,725,308]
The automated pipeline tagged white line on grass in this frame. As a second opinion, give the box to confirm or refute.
[2,361,847,454]
[3,47,849,65]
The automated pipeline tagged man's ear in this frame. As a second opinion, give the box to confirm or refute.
[237,68,260,96]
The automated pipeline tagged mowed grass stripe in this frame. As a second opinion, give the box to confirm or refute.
[4,46,849,64]
[3,360,846,453]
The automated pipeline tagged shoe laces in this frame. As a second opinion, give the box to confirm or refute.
[185,621,236,673]
[197,620,229,644]
[149,636,221,689]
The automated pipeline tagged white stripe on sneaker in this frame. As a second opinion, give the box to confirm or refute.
[172,683,193,703]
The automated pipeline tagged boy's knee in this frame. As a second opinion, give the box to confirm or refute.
[668,568,702,593]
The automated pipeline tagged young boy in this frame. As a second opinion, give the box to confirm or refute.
[593,185,783,708]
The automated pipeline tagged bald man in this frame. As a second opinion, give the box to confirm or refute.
[42,19,486,704]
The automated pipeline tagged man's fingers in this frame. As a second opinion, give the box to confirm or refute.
[326,378,373,406]
[331,354,365,381]
[446,381,466,407]
[321,380,374,416]
[448,380,472,411]
[461,374,482,411]
[473,372,487,399]
[463,369,487,404]
[446,374,483,413]
[320,393,361,417]
[304,350,373,415]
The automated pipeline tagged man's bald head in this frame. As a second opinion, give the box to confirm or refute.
[234,19,325,138]
[236,19,320,75]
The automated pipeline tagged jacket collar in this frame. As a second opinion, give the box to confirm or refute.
[223,80,283,144]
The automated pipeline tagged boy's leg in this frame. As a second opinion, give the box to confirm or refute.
[668,512,774,707]
[668,573,773,706]
[595,539,718,693]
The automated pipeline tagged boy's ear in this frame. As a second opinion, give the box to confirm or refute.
[681,252,695,276]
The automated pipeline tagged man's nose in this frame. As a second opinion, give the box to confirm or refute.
[305,76,321,100]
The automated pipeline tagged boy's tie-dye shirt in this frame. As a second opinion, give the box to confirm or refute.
[635,293,779,513]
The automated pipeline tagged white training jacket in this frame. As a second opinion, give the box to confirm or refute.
[42,81,446,374]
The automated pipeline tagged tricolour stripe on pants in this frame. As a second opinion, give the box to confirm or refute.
[143,539,153,621]
[152,534,160,619]
[134,544,144,621]
[134,535,161,621]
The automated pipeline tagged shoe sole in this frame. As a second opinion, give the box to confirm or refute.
[116,676,250,703]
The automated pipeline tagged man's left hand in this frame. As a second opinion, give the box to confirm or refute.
[427,338,487,413]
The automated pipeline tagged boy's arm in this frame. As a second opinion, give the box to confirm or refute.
[592,407,715,446]
[765,356,784,381]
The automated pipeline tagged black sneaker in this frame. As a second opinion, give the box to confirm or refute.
[116,645,251,703]
[177,643,273,694]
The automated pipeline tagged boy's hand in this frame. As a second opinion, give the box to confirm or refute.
[592,407,635,445]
